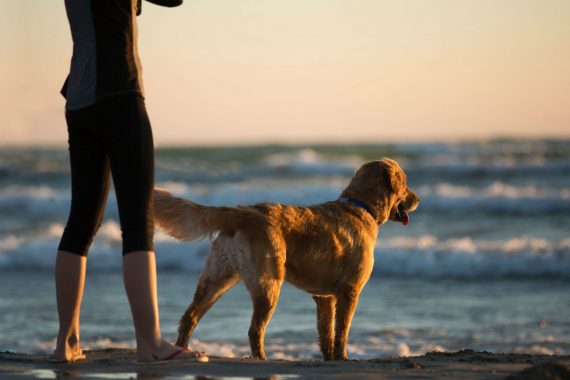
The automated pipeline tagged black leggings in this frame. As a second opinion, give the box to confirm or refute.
[58,96,155,256]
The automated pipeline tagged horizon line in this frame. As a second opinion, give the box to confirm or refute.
[1,135,569,150]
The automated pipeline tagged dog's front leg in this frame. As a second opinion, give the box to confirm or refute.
[333,290,359,360]
[313,295,336,361]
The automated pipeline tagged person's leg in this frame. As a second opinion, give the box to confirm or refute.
[103,97,205,361]
[123,251,205,361]
[53,251,87,362]
[54,106,111,362]
[122,251,160,351]
[123,250,184,361]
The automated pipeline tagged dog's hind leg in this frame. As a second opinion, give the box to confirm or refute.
[238,231,285,360]
[244,279,282,360]
[176,238,240,348]
[176,271,239,348]
[313,295,336,361]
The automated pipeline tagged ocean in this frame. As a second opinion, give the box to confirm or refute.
[0,139,569,359]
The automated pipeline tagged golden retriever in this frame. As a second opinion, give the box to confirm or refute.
[153,158,419,361]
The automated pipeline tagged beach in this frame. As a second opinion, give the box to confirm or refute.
[1,349,569,379]
[3,0,570,376]
[1,140,569,374]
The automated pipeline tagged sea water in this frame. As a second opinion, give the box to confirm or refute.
[0,140,569,359]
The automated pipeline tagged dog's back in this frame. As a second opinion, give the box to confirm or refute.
[154,189,378,293]
[154,188,377,256]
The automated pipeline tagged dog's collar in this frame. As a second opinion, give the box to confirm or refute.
[338,197,376,220]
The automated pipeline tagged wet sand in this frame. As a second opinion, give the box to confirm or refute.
[1,349,569,380]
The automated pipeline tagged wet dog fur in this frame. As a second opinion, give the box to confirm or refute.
[153,158,419,360]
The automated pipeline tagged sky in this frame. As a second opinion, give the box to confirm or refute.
[0,0,569,146]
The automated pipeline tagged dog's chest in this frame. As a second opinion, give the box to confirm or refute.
[283,254,347,295]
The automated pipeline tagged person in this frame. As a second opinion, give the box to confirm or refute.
[52,0,205,363]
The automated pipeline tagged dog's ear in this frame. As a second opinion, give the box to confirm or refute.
[351,160,397,192]
[351,161,382,189]
[379,158,405,194]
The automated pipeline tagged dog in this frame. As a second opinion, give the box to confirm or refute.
[153,158,419,360]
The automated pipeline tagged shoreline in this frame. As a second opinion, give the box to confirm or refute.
[1,349,569,380]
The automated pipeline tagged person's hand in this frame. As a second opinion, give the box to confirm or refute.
[144,0,183,7]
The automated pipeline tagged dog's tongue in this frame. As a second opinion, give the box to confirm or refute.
[401,210,409,226]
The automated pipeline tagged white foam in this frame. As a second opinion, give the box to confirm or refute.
[1,176,568,234]
[0,185,60,199]
[155,180,345,207]
[97,220,122,242]
[156,181,192,196]
[26,337,443,359]
[0,235,24,251]
[1,227,568,278]
[264,149,361,175]
[376,235,570,278]
[25,335,565,359]
[418,182,570,200]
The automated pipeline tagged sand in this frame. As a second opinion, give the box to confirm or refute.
[1,349,569,380]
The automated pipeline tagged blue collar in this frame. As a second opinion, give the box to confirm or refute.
[338,197,376,220]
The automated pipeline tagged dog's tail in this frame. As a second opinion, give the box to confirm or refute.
[153,188,244,241]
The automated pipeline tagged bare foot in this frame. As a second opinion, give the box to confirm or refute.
[51,344,86,363]
[136,339,208,363]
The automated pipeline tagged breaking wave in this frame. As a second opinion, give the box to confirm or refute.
[1,221,568,279]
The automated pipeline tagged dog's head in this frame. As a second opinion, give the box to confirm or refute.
[341,158,419,225]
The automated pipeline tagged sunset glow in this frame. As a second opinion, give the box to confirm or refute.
[1,0,569,145]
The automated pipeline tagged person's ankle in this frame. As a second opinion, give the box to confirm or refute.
[56,331,79,348]
[53,333,85,361]
[136,337,168,360]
